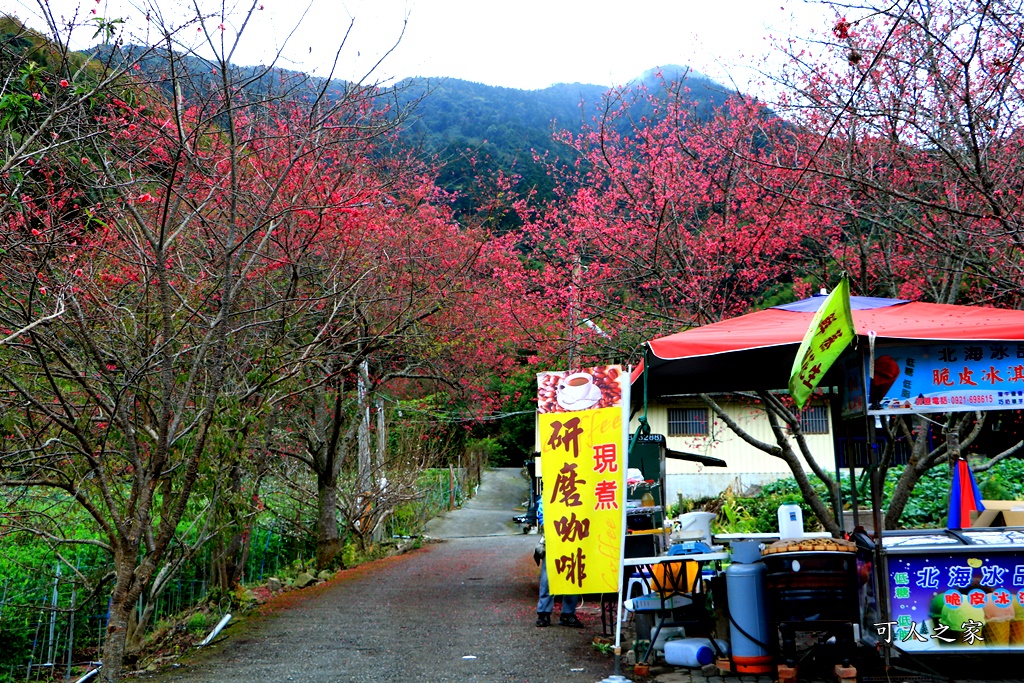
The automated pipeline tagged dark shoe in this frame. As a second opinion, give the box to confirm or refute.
[536,612,551,627]
[559,614,584,628]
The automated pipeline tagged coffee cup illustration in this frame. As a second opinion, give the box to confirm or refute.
[557,372,595,404]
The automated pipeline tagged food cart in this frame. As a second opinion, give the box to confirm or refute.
[631,293,1024,680]
[856,528,1024,654]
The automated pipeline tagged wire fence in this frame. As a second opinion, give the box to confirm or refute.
[0,465,481,682]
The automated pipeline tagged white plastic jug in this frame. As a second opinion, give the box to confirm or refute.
[777,503,804,540]
[663,637,727,667]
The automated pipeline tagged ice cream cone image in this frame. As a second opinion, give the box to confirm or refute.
[940,600,986,647]
[1012,599,1024,645]
[1011,619,1024,645]
[984,618,1011,646]
[984,596,1015,647]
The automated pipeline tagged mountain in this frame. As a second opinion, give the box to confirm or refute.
[391,68,735,216]
[86,43,737,212]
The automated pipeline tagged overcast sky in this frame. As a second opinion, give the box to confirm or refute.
[14,0,837,93]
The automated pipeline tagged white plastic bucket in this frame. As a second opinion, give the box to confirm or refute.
[651,625,686,652]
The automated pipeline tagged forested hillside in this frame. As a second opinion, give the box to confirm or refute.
[394,68,732,214]
[98,44,736,212]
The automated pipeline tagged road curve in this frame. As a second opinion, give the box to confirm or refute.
[424,467,531,539]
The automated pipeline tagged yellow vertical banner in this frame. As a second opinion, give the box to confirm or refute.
[537,366,626,595]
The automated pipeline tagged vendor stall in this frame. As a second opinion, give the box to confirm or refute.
[628,290,1024,681]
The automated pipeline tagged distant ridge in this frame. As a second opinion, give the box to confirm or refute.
[390,66,735,213]
[86,44,737,210]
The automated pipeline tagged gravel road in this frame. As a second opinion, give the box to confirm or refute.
[134,469,617,683]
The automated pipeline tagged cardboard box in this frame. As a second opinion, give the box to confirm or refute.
[971,500,1024,527]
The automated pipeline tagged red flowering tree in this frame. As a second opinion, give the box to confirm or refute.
[503,79,834,363]
[486,77,854,531]
[254,147,516,564]
[761,0,1024,526]
[771,0,1024,304]
[0,6,426,678]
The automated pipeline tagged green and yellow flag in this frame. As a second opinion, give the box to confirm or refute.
[789,277,855,410]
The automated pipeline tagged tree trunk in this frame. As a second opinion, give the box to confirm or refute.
[102,605,131,682]
[785,452,842,536]
[315,470,343,570]
[211,531,247,592]
[885,460,930,529]
[102,552,139,682]
[700,393,842,536]
[210,464,252,590]
[884,416,936,529]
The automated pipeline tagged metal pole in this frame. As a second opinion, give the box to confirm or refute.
[848,438,859,529]
[827,386,845,533]
[26,609,43,683]
[66,589,75,682]
[48,565,61,665]
[568,253,581,372]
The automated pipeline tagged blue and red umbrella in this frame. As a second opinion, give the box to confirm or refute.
[947,457,985,530]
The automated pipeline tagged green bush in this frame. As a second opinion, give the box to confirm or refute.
[0,618,33,679]
[342,541,358,568]
[185,612,208,634]
[976,458,1024,500]
[886,457,1024,528]
[883,466,950,528]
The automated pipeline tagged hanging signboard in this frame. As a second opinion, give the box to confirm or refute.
[862,342,1024,415]
[537,365,628,595]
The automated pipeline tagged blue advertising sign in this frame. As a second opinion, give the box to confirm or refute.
[841,353,867,418]
[883,551,1024,652]
[864,342,1024,415]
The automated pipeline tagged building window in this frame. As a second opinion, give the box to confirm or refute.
[668,407,709,436]
[800,405,830,434]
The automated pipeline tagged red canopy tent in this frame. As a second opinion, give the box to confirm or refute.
[635,295,1024,396]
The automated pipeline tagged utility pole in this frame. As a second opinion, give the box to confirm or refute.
[568,253,581,371]
[373,396,386,543]
[357,360,372,536]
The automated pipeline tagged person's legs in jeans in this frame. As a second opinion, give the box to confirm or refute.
[536,561,554,626]
[559,594,583,627]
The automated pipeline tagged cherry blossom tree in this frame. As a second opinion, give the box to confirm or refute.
[770,0,1024,304]
[0,2,416,677]
[505,78,837,365]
